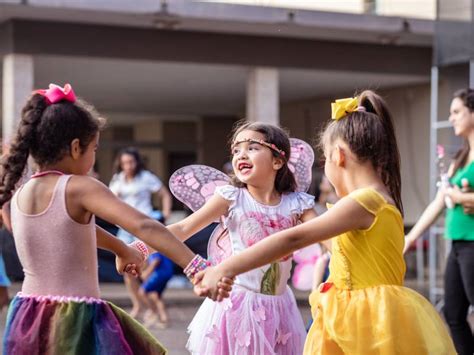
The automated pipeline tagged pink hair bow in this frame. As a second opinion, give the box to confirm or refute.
[37,83,76,105]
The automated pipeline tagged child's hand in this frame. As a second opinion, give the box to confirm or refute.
[193,266,233,301]
[116,245,145,277]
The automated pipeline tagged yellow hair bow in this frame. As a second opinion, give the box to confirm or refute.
[331,97,359,120]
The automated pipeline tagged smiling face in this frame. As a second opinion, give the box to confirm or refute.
[449,97,474,138]
[231,130,282,187]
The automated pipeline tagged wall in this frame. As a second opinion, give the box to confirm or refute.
[280,83,442,225]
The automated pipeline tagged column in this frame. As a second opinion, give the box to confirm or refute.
[246,67,279,124]
[2,54,34,150]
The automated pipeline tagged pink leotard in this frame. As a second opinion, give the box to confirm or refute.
[10,174,100,298]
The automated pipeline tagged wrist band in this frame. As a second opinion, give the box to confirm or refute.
[184,254,211,282]
[129,241,150,261]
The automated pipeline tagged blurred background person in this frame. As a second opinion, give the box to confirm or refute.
[109,147,172,318]
[139,251,174,329]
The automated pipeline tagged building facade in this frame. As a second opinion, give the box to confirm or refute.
[0,0,468,223]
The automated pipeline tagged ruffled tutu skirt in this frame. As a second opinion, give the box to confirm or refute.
[187,285,306,355]
[305,283,456,355]
[3,293,167,355]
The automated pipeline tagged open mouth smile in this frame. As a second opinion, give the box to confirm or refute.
[238,162,253,175]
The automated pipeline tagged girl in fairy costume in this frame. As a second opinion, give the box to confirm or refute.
[168,121,317,354]
[197,91,456,355]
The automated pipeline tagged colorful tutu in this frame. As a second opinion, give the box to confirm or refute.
[305,283,456,355]
[187,285,306,355]
[3,293,167,355]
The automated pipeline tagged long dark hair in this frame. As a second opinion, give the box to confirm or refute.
[321,90,403,215]
[451,88,474,175]
[229,121,297,194]
[113,147,145,177]
[0,93,104,206]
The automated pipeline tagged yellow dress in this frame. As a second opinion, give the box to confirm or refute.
[304,188,456,355]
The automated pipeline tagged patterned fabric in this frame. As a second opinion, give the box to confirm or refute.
[187,286,305,355]
[187,186,314,355]
[216,185,314,295]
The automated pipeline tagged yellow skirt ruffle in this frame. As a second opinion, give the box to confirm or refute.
[304,283,456,355]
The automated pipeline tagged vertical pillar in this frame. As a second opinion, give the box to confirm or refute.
[246,67,279,124]
[2,54,34,150]
[470,60,474,89]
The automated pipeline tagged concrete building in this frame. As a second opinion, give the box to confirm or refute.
[0,0,468,224]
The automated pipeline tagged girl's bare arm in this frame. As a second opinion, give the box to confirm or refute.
[76,176,195,269]
[167,194,230,241]
[198,196,374,291]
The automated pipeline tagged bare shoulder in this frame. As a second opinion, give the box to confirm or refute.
[67,175,108,195]
[331,195,375,230]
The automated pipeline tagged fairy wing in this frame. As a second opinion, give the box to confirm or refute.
[291,244,322,291]
[207,222,232,265]
[169,165,230,212]
[289,138,314,192]
[169,165,232,264]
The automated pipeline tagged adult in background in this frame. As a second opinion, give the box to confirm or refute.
[405,88,474,355]
[110,147,172,318]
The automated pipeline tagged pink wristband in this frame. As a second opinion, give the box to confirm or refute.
[129,241,149,261]
[184,254,211,282]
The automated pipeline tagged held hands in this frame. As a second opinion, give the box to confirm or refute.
[193,266,234,302]
[116,244,146,277]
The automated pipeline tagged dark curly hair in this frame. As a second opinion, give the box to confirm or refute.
[0,92,104,205]
[229,121,297,194]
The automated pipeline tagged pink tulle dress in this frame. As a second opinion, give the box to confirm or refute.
[187,185,314,355]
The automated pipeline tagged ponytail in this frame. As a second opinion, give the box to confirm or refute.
[0,94,47,205]
[358,91,403,215]
[322,90,403,215]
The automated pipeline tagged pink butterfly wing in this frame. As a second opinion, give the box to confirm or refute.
[292,263,316,291]
[236,331,251,348]
[277,331,292,345]
[255,306,266,322]
[293,244,322,263]
[205,325,221,343]
[207,224,232,265]
[289,138,314,192]
[292,244,322,290]
[169,165,230,212]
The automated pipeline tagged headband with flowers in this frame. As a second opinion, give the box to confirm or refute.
[232,138,286,158]
[331,97,366,120]
[36,83,76,105]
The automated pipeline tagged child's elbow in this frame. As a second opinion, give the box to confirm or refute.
[136,218,161,240]
[285,233,306,254]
